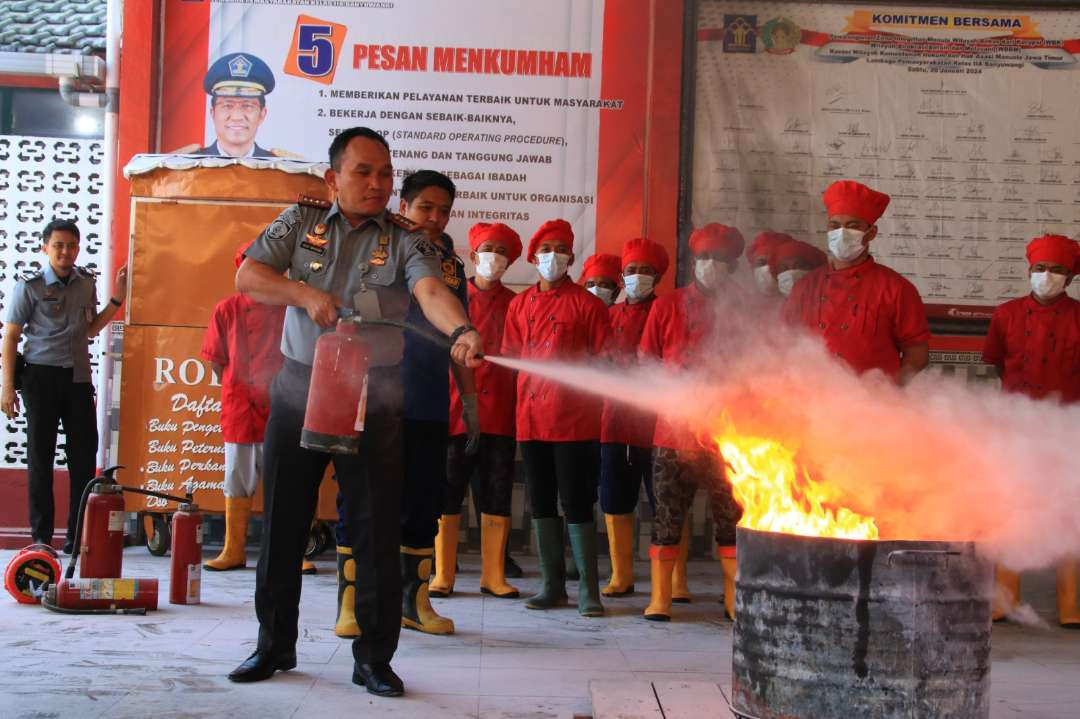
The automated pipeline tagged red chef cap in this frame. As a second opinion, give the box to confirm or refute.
[580,253,622,284]
[527,219,574,261]
[769,240,828,277]
[688,223,745,260]
[468,222,522,264]
[747,231,793,263]
[235,242,252,269]
[1026,234,1080,272]
[823,180,891,225]
[621,237,670,276]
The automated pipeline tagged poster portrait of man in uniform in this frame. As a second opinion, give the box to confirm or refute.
[173,52,297,158]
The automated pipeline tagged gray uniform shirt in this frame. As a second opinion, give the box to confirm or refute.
[244,200,442,366]
[4,264,97,382]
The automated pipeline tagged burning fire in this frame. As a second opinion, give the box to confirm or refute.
[716,428,879,541]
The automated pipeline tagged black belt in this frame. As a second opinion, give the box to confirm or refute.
[24,362,75,371]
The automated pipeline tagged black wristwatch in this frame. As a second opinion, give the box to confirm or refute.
[109,297,122,307]
[448,323,478,345]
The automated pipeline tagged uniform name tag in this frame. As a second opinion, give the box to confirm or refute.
[300,241,326,255]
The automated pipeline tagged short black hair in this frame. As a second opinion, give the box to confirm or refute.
[401,170,456,204]
[41,219,80,244]
[211,95,266,109]
[328,127,390,170]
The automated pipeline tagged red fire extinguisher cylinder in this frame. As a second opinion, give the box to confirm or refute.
[170,503,203,605]
[48,577,159,611]
[79,484,126,579]
[301,319,370,454]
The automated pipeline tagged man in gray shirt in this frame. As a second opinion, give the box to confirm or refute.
[1,219,126,553]
[228,127,483,697]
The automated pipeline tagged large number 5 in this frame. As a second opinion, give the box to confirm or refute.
[297,24,334,78]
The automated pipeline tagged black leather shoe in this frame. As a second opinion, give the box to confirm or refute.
[227,651,297,683]
[352,662,404,697]
[62,541,74,555]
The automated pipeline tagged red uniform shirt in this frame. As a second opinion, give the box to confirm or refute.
[982,294,1080,403]
[200,294,285,443]
[601,297,657,447]
[501,279,611,442]
[449,279,517,437]
[639,283,736,451]
[782,257,929,377]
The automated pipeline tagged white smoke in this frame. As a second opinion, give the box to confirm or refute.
[488,278,1080,571]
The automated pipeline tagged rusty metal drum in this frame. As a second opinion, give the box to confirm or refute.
[731,526,993,719]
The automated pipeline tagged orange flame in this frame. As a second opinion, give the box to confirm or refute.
[716,428,879,541]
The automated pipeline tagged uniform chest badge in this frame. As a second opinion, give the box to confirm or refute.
[370,248,389,266]
[308,261,324,273]
[305,232,329,248]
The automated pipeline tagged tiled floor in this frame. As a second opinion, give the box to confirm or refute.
[1,547,1077,718]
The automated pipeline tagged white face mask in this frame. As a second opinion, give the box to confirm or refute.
[777,268,809,297]
[474,252,508,281]
[535,251,570,282]
[1030,270,1067,300]
[622,273,655,301]
[753,264,777,294]
[587,285,616,306]
[694,258,728,289]
[827,227,867,262]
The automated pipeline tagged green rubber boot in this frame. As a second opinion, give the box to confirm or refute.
[568,522,604,617]
[525,517,568,610]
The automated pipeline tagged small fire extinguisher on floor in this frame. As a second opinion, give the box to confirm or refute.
[169,503,203,605]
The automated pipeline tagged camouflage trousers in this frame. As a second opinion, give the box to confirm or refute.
[650,447,742,549]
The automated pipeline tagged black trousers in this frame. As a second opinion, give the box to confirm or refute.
[600,443,656,516]
[520,440,599,525]
[255,359,403,665]
[444,433,516,516]
[21,364,97,544]
[400,418,448,549]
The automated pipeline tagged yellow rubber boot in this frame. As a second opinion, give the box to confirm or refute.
[401,547,455,635]
[1057,560,1080,629]
[480,514,520,598]
[429,514,460,598]
[672,517,692,603]
[719,547,737,621]
[601,513,636,597]
[992,566,1021,621]
[335,546,360,638]
[644,544,677,621]
[204,496,251,571]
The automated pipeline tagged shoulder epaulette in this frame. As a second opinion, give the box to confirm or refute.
[76,265,98,279]
[20,270,42,282]
[388,212,419,231]
[298,194,332,209]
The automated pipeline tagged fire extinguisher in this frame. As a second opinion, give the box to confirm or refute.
[301,318,371,454]
[301,314,455,454]
[169,503,203,605]
[79,483,126,578]
[44,577,159,613]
